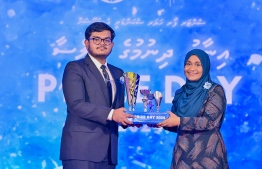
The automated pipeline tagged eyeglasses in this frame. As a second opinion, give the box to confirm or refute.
[88,37,112,45]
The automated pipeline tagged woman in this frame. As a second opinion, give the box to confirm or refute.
[158,49,229,169]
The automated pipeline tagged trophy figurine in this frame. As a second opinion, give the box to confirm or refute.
[146,93,155,112]
[154,91,162,112]
[123,72,140,111]
[140,89,151,112]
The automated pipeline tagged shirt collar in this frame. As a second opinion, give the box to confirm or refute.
[89,54,108,70]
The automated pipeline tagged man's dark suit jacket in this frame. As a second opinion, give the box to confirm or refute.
[60,54,125,165]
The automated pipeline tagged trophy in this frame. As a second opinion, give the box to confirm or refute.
[123,72,140,111]
[140,89,151,112]
[153,91,162,112]
[123,72,169,125]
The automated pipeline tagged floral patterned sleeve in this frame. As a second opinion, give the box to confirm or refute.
[179,85,227,131]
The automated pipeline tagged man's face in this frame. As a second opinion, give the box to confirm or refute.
[84,30,114,61]
[184,55,203,81]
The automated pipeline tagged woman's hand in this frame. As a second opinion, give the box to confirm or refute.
[157,111,180,127]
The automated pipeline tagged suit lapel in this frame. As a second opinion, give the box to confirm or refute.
[84,55,111,107]
[108,64,121,108]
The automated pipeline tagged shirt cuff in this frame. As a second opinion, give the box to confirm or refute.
[107,109,114,120]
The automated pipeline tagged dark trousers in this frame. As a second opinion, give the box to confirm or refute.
[62,159,116,169]
[62,141,116,169]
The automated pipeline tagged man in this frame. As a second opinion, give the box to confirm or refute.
[60,22,134,169]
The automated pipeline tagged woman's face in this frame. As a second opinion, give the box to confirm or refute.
[184,55,203,81]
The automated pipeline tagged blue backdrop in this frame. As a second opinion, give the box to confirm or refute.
[1,0,262,168]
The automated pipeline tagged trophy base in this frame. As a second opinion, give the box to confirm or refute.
[126,111,170,124]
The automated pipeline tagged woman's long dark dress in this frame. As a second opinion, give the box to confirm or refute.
[167,85,229,169]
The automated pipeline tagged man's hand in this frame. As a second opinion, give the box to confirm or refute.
[112,108,135,126]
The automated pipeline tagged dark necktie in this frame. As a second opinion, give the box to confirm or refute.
[101,65,112,106]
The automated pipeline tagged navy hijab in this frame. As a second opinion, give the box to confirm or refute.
[172,49,214,117]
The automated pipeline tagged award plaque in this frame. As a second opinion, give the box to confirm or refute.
[123,72,170,124]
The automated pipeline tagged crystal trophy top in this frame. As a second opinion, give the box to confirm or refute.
[123,72,140,111]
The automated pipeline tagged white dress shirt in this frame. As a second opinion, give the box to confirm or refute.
[89,54,116,120]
